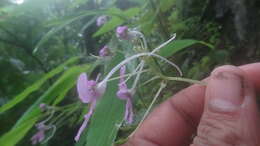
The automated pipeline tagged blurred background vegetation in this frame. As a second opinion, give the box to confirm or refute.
[0,0,259,146]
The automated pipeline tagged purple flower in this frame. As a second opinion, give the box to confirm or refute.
[75,73,106,141]
[30,123,48,145]
[116,66,134,124]
[39,103,47,111]
[99,46,110,57]
[116,26,130,40]
[31,131,45,145]
[77,73,105,103]
[96,15,108,26]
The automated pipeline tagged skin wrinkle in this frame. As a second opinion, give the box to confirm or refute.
[170,84,206,125]
[193,66,253,146]
[166,101,196,145]
[123,63,260,146]
[127,84,205,146]
[197,113,241,145]
[168,95,198,131]
[193,110,243,146]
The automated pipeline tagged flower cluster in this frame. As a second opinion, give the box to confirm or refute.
[116,65,134,124]
[74,26,181,141]
[31,104,56,145]
[31,123,49,145]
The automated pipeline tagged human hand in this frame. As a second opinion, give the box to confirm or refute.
[122,63,260,146]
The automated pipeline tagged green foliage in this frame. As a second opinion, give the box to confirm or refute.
[0,0,238,146]
[159,39,213,58]
[160,0,176,12]
[93,7,140,37]
[0,64,92,146]
[0,116,39,146]
[84,54,125,146]
[0,57,79,114]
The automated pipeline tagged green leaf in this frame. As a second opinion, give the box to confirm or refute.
[33,7,139,53]
[160,0,176,12]
[0,116,39,146]
[93,17,124,37]
[14,64,92,127]
[33,11,98,54]
[158,39,214,58]
[0,63,94,146]
[93,7,140,37]
[0,57,80,114]
[52,82,75,106]
[77,54,126,146]
[123,7,140,18]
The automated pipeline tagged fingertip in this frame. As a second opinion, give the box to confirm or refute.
[211,65,246,77]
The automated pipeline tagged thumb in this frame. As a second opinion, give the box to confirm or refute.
[192,65,260,146]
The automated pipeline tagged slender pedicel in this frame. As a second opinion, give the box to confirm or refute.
[99,52,182,86]
[130,30,148,49]
[131,60,145,91]
[125,61,145,82]
[129,82,166,137]
[42,125,56,144]
[150,33,176,54]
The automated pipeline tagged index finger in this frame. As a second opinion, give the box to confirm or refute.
[123,63,260,146]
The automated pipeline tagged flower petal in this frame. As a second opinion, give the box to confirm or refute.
[125,98,133,124]
[116,26,129,40]
[117,66,132,100]
[74,100,96,141]
[116,87,131,100]
[77,73,92,103]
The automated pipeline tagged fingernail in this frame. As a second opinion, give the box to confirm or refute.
[207,71,244,112]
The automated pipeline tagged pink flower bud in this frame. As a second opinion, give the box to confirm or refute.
[99,46,110,57]
[116,26,130,40]
[96,15,108,26]
[39,103,47,111]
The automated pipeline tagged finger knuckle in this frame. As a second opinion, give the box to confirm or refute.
[193,113,242,146]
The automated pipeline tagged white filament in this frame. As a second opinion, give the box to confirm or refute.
[151,33,176,54]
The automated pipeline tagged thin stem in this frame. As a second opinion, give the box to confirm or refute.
[125,61,144,82]
[53,106,78,127]
[131,31,148,49]
[151,53,182,76]
[100,53,149,85]
[52,102,80,112]
[163,76,206,85]
[129,82,166,138]
[151,33,176,54]
[147,34,176,77]
[100,35,177,85]
[107,70,148,82]
[131,61,145,91]
[140,76,160,87]
[49,112,65,125]
[42,125,56,144]
[100,52,181,86]
[40,108,55,125]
